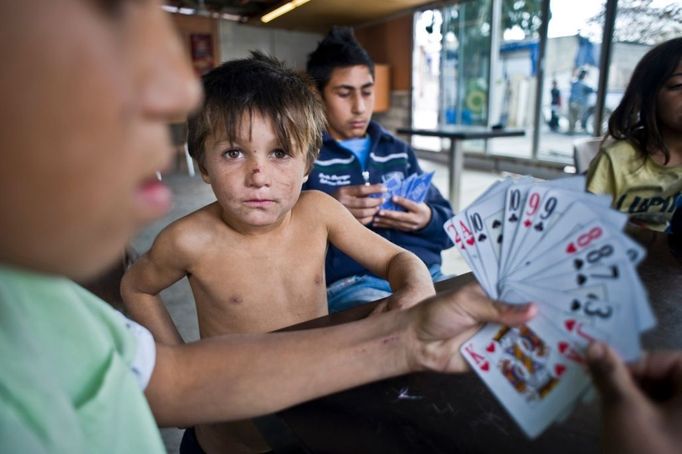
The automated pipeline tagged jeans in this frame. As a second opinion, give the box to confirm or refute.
[327,264,448,314]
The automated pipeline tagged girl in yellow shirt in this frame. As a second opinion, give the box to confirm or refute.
[587,38,682,231]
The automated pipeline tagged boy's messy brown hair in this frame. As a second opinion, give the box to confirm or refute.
[187,52,326,173]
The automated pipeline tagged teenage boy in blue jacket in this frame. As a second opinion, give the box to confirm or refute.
[305,27,454,313]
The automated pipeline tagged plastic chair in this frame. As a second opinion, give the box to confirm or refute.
[573,138,602,174]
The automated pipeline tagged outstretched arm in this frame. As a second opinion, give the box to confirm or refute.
[316,191,435,309]
[121,227,190,345]
[145,283,536,427]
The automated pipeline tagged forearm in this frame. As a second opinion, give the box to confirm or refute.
[146,308,414,426]
[121,286,184,345]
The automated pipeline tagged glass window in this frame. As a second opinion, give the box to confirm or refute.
[536,0,605,164]
[412,9,443,152]
[440,1,492,128]
[487,0,544,159]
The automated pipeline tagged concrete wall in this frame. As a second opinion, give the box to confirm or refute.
[218,21,322,70]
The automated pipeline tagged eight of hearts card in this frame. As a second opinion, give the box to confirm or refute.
[445,175,655,438]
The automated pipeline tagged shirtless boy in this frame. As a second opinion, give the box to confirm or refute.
[121,53,435,453]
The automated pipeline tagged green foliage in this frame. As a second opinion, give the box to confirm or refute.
[588,0,681,45]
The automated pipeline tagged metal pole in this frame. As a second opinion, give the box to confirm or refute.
[531,0,551,160]
[449,139,463,212]
[594,0,617,137]
[485,0,502,155]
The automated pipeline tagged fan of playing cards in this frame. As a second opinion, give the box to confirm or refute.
[444,176,656,439]
[380,171,434,211]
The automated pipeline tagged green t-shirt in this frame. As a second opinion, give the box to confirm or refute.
[586,140,682,231]
[0,265,164,453]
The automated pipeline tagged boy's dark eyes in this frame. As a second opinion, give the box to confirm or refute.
[336,90,373,98]
[272,149,289,159]
[223,149,242,159]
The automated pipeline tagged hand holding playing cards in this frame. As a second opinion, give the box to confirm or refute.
[407,282,536,373]
[446,176,657,438]
[334,183,385,225]
[373,197,432,231]
[588,343,682,454]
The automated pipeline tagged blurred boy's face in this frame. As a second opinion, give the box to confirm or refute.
[201,112,308,231]
[0,0,201,280]
[657,60,682,136]
[322,65,375,141]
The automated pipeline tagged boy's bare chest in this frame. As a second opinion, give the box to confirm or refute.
[187,229,329,333]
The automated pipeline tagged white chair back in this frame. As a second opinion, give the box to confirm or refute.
[573,138,602,174]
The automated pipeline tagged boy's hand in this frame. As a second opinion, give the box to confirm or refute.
[587,343,682,454]
[333,183,385,225]
[404,283,536,373]
[373,196,432,231]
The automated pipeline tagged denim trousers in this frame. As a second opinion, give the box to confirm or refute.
[326,264,448,314]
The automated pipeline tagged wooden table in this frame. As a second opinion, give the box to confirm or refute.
[397,126,525,211]
[256,230,682,454]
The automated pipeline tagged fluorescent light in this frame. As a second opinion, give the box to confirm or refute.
[161,4,243,22]
[261,0,310,23]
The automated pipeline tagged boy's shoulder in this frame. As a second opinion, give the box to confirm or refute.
[154,202,225,254]
[296,190,345,218]
[298,189,337,206]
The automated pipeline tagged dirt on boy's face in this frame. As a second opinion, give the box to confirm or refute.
[0,0,201,279]
[201,111,308,232]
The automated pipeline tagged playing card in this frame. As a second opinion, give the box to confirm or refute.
[499,189,611,278]
[464,180,516,298]
[380,174,402,210]
[498,182,533,279]
[444,213,494,293]
[506,222,645,285]
[407,171,434,203]
[499,177,603,274]
[380,171,435,211]
[501,203,628,286]
[461,316,591,438]
[505,282,641,360]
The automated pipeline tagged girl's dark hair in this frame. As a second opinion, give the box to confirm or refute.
[306,26,375,94]
[187,52,326,173]
[606,37,682,164]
